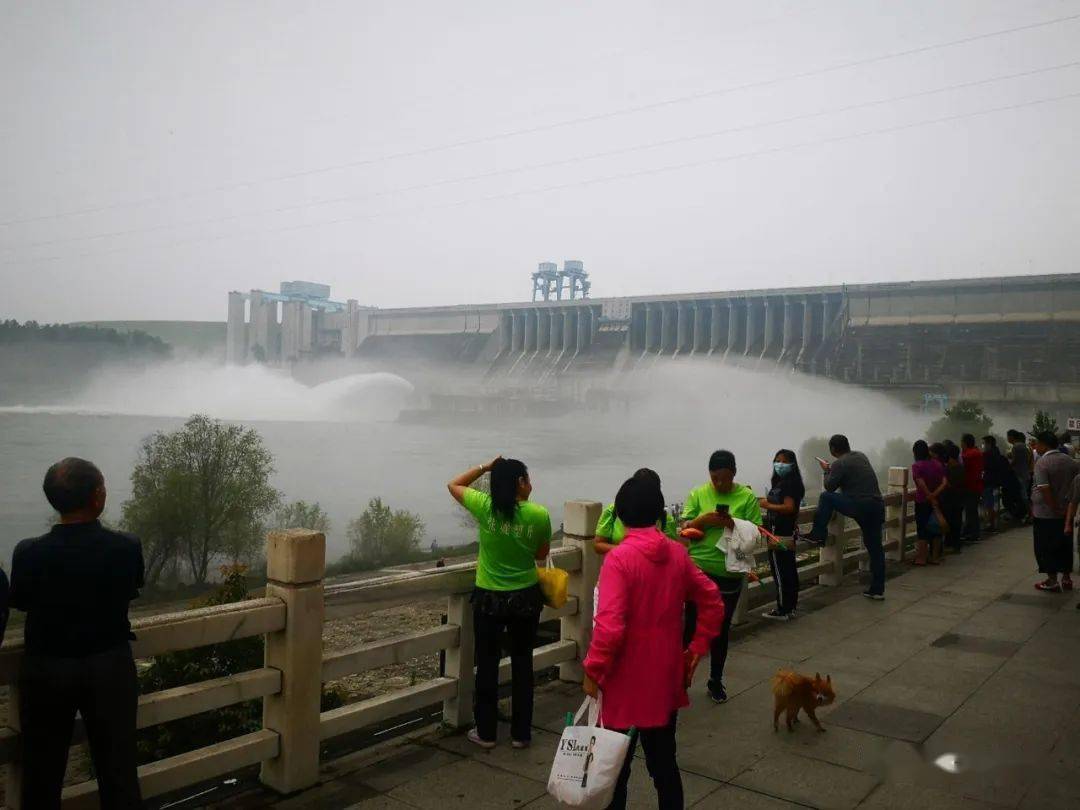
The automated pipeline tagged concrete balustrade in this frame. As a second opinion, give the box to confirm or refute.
[0,482,918,807]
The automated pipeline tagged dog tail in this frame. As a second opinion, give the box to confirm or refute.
[770,669,797,698]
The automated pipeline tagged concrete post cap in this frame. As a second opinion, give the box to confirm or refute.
[266,529,325,584]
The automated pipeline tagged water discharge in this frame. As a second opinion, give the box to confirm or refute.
[0,361,415,422]
[0,356,944,561]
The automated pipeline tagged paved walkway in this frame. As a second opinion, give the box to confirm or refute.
[228,526,1079,809]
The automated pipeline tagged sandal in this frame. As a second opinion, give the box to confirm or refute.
[1035,580,1062,593]
[1062,579,1074,591]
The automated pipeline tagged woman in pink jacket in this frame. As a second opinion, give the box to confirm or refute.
[583,475,725,809]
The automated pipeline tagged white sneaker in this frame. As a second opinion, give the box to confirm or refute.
[467,729,496,749]
[761,609,792,621]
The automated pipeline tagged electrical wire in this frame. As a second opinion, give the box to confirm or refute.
[4,88,1076,268]
[5,59,1077,255]
[2,10,1077,229]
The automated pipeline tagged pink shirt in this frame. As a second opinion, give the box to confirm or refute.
[583,526,724,729]
[912,459,946,504]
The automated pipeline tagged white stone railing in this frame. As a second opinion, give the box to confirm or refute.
[0,470,916,807]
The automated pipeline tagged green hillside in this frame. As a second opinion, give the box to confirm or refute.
[75,321,226,356]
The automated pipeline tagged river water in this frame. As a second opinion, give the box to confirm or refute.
[0,359,929,566]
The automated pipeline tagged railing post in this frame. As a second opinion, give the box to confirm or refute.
[260,529,325,795]
[886,466,909,562]
[442,592,475,729]
[817,508,846,587]
[559,501,602,683]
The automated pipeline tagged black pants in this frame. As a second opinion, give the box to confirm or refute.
[18,644,142,810]
[683,575,741,692]
[940,491,964,550]
[767,546,798,615]
[1033,517,1073,576]
[810,493,886,594]
[472,595,540,743]
[961,490,981,541]
[608,715,682,810]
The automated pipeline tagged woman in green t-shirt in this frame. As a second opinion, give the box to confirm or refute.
[448,456,551,750]
[594,468,680,556]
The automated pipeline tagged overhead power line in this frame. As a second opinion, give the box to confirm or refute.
[1,11,1077,229]
[4,58,1078,255]
[4,89,1077,268]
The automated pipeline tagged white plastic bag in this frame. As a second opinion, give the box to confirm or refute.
[547,695,631,808]
[721,517,760,573]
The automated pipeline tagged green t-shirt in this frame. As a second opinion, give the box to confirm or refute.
[595,503,679,544]
[680,482,762,577]
[462,488,552,591]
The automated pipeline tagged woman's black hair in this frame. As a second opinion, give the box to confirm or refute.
[929,442,947,462]
[769,449,804,491]
[614,476,666,529]
[490,458,528,522]
[912,440,930,461]
[947,444,961,461]
[632,467,662,489]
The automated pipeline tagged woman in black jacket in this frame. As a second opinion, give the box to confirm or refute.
[758,449,806,620]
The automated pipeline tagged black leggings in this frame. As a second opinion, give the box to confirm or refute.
[684,575,742,691]
[608,715,682,810]
[767,546,799,615]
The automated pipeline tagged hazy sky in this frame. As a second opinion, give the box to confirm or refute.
[2,0,1079,323]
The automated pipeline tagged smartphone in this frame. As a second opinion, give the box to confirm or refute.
[815,456,830,468]
[715,504,730,515]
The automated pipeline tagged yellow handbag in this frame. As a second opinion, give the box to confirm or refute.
[537,556,568,609]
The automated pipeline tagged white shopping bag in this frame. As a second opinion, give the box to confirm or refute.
[547,695,632,808]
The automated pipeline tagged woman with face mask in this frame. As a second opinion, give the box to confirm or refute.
[758,449,806,621]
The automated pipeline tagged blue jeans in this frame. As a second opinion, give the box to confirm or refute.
[812,492,886,594]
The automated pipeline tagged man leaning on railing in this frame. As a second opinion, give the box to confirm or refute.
[10,457,145,809]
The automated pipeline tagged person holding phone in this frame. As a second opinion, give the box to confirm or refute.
[679,450,761,704]
[804,434,887,600]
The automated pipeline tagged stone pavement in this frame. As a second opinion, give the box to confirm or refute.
[231,525,1080,809]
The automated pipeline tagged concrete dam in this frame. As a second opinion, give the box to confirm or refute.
[226,272,1080,406]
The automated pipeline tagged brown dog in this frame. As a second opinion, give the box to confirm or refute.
[771,670,835,732]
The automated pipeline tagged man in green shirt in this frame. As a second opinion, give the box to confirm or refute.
[681,449,761,704]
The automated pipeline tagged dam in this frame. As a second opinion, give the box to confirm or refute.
[226,271,1080,406]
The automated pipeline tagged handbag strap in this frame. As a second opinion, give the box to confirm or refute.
[572,694,605,729]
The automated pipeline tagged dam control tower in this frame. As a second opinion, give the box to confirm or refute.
[226,281,373,365]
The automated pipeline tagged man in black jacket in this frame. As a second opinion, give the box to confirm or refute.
[11,458,144,809]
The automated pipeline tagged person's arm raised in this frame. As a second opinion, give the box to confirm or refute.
[447,456,501,505]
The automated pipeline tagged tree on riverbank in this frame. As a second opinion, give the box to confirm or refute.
[0,319,170,354]
[345,498,425,568]
[273,500,331,534]
[927,399,993,443]
[121,415,280,585]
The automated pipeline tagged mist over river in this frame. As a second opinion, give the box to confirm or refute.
[0,360,930,567]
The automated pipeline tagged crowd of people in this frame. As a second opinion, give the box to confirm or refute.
[908,430,1080,594]
[445,434,888,809]
[4,426,1076,810]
